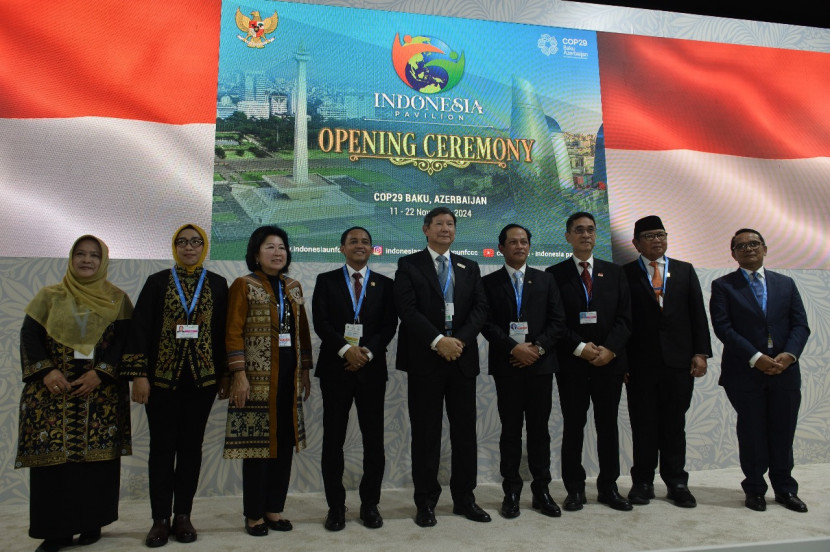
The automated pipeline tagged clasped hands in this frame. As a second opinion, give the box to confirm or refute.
[436,336,464,361]
[344,345,371,372]
[510,342,540,367]
[579,342,614,366]
[755,353,794,376]
[43,368,101,398]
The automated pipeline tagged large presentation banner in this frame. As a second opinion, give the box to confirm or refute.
[212,1,608,263]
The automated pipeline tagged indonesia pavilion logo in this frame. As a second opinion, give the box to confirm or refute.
[391,34,465,94]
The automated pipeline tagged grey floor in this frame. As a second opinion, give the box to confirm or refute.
[4,464,830,552]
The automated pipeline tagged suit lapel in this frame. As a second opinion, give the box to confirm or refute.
[735,269,766,318]
[416,249,444,297]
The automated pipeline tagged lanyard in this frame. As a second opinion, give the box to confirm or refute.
[512,272,523,319]
[277,279,286,326]
[171,268,206,323]
[343,265,369,322]
[440,260,453,299]
[637,256,669,295]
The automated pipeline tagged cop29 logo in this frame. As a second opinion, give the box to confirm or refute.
[391,34,465,94]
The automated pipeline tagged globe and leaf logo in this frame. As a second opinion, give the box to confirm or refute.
[391,34,465,94]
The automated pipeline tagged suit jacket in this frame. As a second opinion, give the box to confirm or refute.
[710,268,810,390]
[482,266,565,376]
[624,257,712,373]
[394,249,488,377]
[546,257,631,376]
[312,266,397,382]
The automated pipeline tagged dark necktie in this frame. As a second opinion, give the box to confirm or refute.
[353,272,363,299]
[579,261,592,300]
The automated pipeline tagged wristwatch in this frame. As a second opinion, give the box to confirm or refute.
[535,342,545,356]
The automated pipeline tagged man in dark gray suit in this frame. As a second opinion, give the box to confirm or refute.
[395,206,490,527]
[710,228,810,513]
[482,224,565,519]
[623,215,711,508]
[547,212,632,512]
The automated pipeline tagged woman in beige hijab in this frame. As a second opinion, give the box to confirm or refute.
[17,235,133,552]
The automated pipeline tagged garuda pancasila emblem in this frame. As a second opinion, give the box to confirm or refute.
[236,9,278,48]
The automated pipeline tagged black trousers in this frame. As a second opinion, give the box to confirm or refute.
[556,370,624,494]
[242,350,296,519]
[320,374,386,508]
[626,368,694,487]
[724,382,800,496]
[145,382,216,520]
[407,365,478,509]
[494,371,553,497]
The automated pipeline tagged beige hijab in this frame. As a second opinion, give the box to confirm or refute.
[24,235,131,355]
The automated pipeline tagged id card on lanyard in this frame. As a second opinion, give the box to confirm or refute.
[442,262,454,324]
[343,265,369,346]
[172,268,206,339]
[277,279,292,347]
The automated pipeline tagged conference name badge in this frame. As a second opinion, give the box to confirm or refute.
[579,311,598,324]
[445,302,455,322]
[509,321,529,338]
[344,323,363,347]
[176,324,199,339]
[279,333,292,348]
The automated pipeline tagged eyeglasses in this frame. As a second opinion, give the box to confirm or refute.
[570,226,596,235]
[175,238,204,247]
[639,232,668,242]
[732,240,763,252]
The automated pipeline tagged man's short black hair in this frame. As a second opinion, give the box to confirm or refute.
[565,212,595,232]
[340,226,372,245]
[498,224,532,246]
[423,206,457,226]
[730,228,766,251]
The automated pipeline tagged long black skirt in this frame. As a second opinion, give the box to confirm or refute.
[29,459,121,539]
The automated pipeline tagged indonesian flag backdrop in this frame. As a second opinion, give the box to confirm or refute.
[598,33,830,269]
[2,0,829,268]
[0,0,222,259]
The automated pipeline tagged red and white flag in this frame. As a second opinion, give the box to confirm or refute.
[599,32,830,269]
[0,0,221,258]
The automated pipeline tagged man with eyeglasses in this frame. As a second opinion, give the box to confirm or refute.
[547,212,633,512]
[623,215,711,509]
[709,229,810,513]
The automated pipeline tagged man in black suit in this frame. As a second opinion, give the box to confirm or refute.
[623,215,711,508]
[547,212,632,512]
[312,227,397,530]
[395,206,491,527]
[710,229,810,513]
[482,224,565,519]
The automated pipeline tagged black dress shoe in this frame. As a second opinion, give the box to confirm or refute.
[453,502,492,522]
[78,528,101,545]
[145,518,171,547]
[415,506,437,527]
[597,489,634,511]
[563,491,587,511]
[775,493,808,513]
[500,493,520,519]
[360,504,383,529]
[265,517,293,531]
[532,493,562,517]
[744,494,767,512]
[627,483,655,505]
[667,484,697,508]
[172,514,197,543]
[324,506,346,531]
[35,537,74,552]
[244,518,269,537]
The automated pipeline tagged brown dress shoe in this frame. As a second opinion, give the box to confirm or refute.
[172,514,197,543]
[145,518,170,548]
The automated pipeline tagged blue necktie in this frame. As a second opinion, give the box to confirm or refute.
[438,255,453,329]
[750,272,766,312]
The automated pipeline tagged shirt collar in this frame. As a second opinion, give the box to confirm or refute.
[427,247,450,264]
[571,255,594,270]
[344,264,368,279]
[505,263,528,278]
[741,266,766,279]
